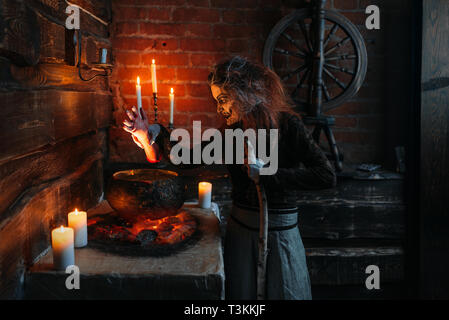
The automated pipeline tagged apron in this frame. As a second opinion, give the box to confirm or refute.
[224,203,312,300]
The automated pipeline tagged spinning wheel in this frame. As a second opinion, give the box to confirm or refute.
[263,1,368,171]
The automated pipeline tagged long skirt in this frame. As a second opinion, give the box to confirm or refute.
[224,204,312,300]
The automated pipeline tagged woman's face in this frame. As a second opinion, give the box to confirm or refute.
[211,85,240,126]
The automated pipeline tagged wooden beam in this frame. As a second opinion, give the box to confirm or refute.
[0,90,112,164]
[0,130,106,216]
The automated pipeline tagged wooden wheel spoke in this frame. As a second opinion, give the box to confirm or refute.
[323,24,338,50]
[282,65,307,81]
[324,67,347,90]
[292,68,310,98]
[324,63,355,75]
[298,21,313,53]
[322,82,331,101]
[274,47,306,59]
[280,33,307,57]
[325,54,357,61]
[324,37,351,56]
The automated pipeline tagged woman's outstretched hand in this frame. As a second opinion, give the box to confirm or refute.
[122,106,150,148]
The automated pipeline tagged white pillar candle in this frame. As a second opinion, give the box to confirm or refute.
[169,88,174,126]
[136,76,142,113]
[51,226,75,270]
[151,59,157,94]
[68,208,88,248]
[198,182,212,209]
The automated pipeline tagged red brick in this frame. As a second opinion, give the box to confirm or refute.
[180,39,226,52]
[142,53,189,66]
[115,7,147,21]
[341,12,367,26]
[117,67,175,81]
[186,83,211,97]
[325,101,383,116]
[177,68,211,81]
[227,39,250,52]
[334,117,358,128]
[175,98,216,112]
[190,53,227,66]
[139,23,182,36]
[186,0,210,7]
[213,25,259,39]
[184,24,212,38]
[334,0,359,10]
[148,8,171,21]
[156,84,186,97]
[222,10,246,24]
[173,8,220,23]
[115,22,138,35]
[123,96,151,110]
[211,0,257,8]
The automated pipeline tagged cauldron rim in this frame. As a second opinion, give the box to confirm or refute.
[112,169,179,181]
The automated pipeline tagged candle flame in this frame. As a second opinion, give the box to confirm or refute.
[74,208,78,214]
[170,88,174,94]
[137,76,140,85]
[152,59,155,64]
[60,225,64,232]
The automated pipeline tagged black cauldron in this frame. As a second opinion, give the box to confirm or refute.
[105,169,185,220]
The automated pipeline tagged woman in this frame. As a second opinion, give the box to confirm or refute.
[123,56,336,300]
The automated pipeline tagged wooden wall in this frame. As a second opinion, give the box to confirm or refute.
[0,0,112,298]
[420,0,449,299]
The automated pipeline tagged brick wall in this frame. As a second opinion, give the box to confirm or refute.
[109,0,411,168]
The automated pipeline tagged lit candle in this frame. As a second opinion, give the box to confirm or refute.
[198,182,212,209]
[51,226,75,270]
[169,88,174,126]
[136,76,142,113]
[68,208,88,248]
[151,59,157,94]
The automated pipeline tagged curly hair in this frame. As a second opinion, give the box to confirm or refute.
[208,56,296,130]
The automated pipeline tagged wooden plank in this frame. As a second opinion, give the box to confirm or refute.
[306,246,404,285]
[0,157,103,298]
[0,90,112,164]
[298,202,405,240]
[0,0,41,66]
[420,0,449,299]
[6,63,109,91]
[27,0,109,39]
[0,130,106,216]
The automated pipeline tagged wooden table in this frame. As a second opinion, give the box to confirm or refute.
[24,201,224,300]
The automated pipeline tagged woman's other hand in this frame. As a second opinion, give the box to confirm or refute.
[122,106,150,148]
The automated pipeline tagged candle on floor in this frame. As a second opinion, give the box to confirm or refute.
[136,76,142,113]
[51,226,75,270]
[151,59,157,94]
[198,182,212,209]
[169,88,174,126]
[68,208,88,248]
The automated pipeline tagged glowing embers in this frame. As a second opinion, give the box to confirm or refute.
[87,210,198,256]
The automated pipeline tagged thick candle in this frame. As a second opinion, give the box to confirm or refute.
[169,88,174,126]
[151,59,157,93]
[68,208,88,248]
[198,182,212,209]
[51,226,75,270]
[136,76,142,113]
